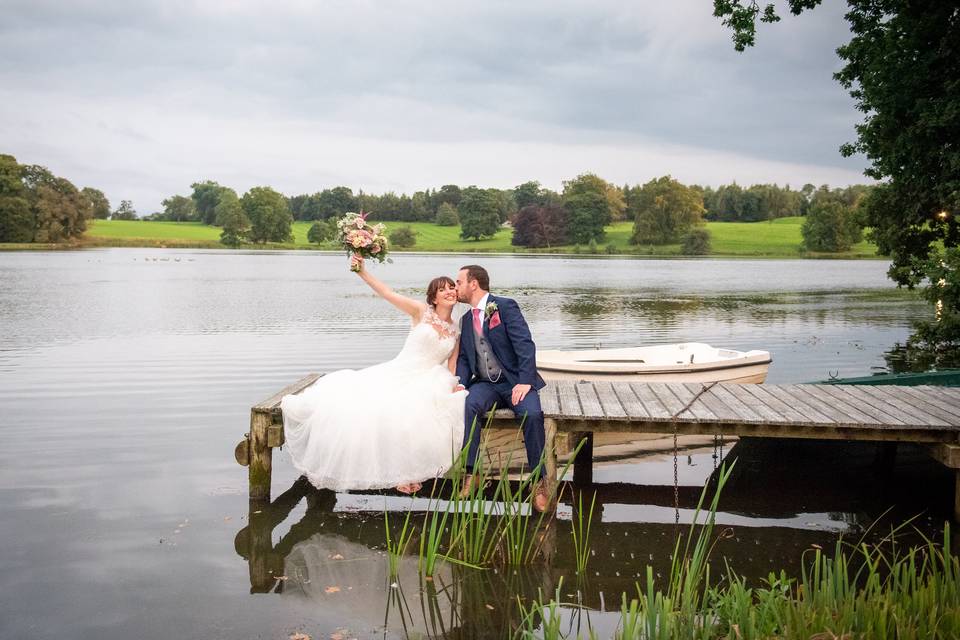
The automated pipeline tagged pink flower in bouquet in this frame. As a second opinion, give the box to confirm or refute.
[371,243,381,254]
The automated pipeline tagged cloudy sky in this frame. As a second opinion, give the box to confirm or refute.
[0,0,869,214]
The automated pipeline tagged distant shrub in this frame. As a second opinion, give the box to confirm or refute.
[681,227,711,255]
[606,243,618,255]
[307,220,335,245]
[435,202,459,226]
[389,225,417,248]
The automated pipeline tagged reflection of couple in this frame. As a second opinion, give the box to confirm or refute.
[281,261,549,511]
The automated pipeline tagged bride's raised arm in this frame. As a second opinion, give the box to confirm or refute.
[352,254,426,320]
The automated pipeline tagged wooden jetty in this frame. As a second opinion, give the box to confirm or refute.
[236,375,960,519]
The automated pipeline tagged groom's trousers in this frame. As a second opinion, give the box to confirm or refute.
[463,381,545,480]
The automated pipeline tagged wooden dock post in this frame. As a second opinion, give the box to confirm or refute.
[572,431,594,486]
[248,411,273,502]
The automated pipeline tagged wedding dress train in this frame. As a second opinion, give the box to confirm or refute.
[281,307,466,491]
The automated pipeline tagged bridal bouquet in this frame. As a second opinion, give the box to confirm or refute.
[335,210,389,272]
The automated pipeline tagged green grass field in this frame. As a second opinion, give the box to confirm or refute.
[81,217,881,258]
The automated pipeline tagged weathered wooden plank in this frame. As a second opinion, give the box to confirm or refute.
[780,385,857,425]
[593,381,628,418]
[688,384,747,422]
[629,382,671,419]
[707,384,765,423]
[576,382,606,418]
[806,384,883,425]
[253,373,322,412]
[667,383,717,421]
[741,384,814,425]
[791,384,877,425]
[611,382,650,419]
[556,380,583,417]
[819,384,904,427]
[896,386,960,422]
[540,383,561,416]
[646,382,692,419]
[762,384,835,425]
[863,385,952,427]
[723,383,787,422]
[835,385,926,427]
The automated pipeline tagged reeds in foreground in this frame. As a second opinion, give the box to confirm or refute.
[517,460,960,639]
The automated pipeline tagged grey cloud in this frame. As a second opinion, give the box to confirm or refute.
[0,0,868,210]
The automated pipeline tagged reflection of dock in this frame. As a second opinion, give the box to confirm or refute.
[233,471,860,633]
[236,376,960,519]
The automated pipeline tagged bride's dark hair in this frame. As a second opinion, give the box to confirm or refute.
[426,276,456,307]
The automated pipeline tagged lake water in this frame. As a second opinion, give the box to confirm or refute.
[0,248,954,639]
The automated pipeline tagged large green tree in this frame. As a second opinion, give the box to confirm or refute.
[111,200,137,220]
[801,200,863,252]
[0,154,32,242]
[715,0,960,342]
[241,186,293,243]
[631,176,705,245]
[191,180,230,225]
[81,187,111,220]
[563,173,626,223]
[160,194,197,222]
[22,165,93,240]
[317,186,358,220]
[216,190,249,247]
[459,186,501,240]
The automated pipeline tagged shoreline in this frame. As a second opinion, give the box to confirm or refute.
[0,236,888,260]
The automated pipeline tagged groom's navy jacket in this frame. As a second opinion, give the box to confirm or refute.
[456,294,546,390]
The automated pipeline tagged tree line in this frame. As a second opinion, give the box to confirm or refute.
[0,154,111,243]
[0,151,869,253]
[143,174,869,252]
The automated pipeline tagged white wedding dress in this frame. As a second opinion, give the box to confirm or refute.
[281,306,466,491]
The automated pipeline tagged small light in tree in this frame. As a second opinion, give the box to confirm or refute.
[937,210,949,220]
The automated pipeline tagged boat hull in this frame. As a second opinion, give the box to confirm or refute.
[540,362,769,384]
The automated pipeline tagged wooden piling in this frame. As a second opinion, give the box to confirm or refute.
[249,411,273,502]
[572,431,594,486]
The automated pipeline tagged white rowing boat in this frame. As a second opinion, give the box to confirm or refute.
[536,342,772,384]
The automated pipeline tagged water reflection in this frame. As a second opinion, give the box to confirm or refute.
[231,435,956,638]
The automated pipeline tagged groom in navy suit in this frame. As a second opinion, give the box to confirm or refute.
[454,265,549,511]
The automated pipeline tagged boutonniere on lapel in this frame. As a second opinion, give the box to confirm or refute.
[485,301,501,329]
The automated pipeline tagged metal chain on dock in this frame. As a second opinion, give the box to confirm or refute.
[671,381,719,526]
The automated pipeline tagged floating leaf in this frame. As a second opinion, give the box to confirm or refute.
[324,586,341,594]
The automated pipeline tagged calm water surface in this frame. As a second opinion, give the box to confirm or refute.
[0,249,953,639]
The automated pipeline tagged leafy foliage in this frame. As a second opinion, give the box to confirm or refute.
[111,199,137,221]
[241,186,293,243]
[681,228,712,255]
[306,219,335,245]
[459,187,501,240]
[511,204,570,248]
[157,194,197,222]
[434,202,459,226]
[81,187,111,220]
[631,176,705,245]
[216,190,249,247]
[389,225,417,248]
[801,198,863,253]
[190,181,230,225]
[715,0,960,344]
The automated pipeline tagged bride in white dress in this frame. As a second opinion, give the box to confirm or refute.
[280,255,466,494]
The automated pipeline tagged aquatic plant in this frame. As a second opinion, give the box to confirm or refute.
[571,489,597,577]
